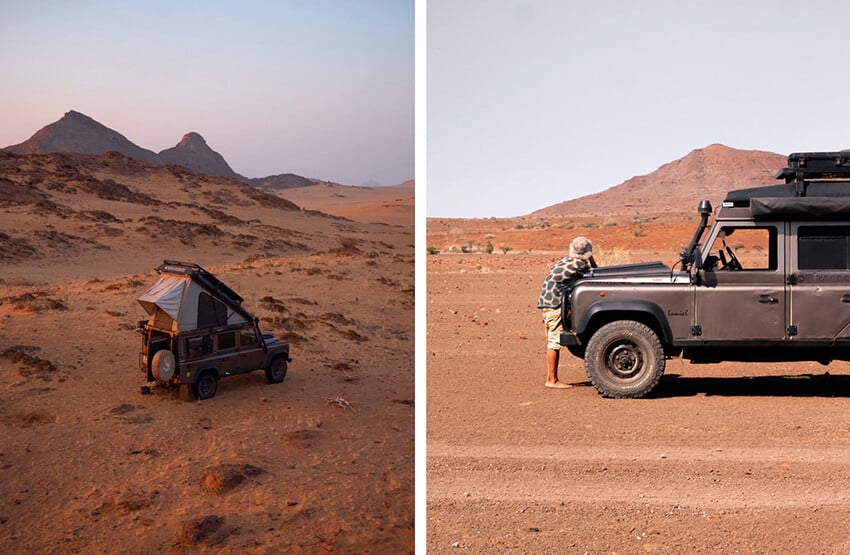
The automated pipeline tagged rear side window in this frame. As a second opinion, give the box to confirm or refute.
[217,332,236,350]
[798,226,850,270]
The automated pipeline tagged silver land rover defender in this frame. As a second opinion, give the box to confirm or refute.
[561,152,850,398]
[138,261,290,400]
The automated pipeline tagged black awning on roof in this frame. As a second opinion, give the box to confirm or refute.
[750,197,850,220]
[724,181,850,207]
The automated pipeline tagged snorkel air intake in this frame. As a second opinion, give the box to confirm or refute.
[679,200,713,269]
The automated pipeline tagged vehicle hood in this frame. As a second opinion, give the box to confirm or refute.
[578,261,684,284]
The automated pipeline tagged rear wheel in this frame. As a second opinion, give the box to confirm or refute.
[192,370,218,400]
[585,320,665,398]
[265,357,287,384]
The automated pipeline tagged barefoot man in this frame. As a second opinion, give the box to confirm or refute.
[537,236,597,389]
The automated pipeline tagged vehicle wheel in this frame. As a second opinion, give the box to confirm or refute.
[151,350,176,381]
[192,370,218,400]
[265,357,288,384]
[585,320,665,398]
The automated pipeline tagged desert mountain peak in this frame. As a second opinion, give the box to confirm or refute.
[3,110,377,189]
[158,131,242,180]
[177,132,207,148]
[4,109,163,165]
[531,144,787,218]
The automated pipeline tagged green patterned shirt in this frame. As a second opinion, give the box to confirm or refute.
[537,256,590,309]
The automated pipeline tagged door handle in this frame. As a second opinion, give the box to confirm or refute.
[842,295,850,303]
[758,296,778,304]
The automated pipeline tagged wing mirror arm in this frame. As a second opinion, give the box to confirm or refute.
[689,247,703,285]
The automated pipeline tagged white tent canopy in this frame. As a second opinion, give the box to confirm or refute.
[138,274,249,332]
[138,276,187,321]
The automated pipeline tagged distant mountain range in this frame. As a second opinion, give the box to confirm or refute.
[3,110,320,189]
[531,144,793,217]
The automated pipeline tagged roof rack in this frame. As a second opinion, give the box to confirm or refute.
[775,152,850,196]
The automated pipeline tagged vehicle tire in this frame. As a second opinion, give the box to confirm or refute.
[265,357,287,384]
[585,320,665,398]
[192,370,218,400]
[151,349,176,381]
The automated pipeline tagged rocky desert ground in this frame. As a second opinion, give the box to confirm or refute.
[427,211,850,553]
[0,151,414,553]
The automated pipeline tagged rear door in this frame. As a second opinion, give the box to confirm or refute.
[788,223,850,340]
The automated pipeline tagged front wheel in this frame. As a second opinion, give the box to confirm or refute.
[585,320,665,398]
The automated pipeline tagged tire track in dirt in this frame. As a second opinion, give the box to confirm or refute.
[429,443,850,509]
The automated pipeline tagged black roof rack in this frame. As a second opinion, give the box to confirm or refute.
[775,152,850,196]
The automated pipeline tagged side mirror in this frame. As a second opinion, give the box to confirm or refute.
[689,247,703,285]
[692,247,703,270]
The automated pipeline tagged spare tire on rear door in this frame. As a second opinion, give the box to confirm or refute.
[151,349,176,381]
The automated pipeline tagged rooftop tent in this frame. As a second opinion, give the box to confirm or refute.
[137,261,254,333]
[138,275,188,321]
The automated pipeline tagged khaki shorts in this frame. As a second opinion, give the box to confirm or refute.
[541,307,563,350]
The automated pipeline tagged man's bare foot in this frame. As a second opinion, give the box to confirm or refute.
[544,381,573,389]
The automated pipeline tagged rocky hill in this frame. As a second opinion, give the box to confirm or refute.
[3,110,314,188]
[158,132,243,180]
[251,173,318,190]
[4,110,163,165]
[532,144,788,217]
[0,149,309,271]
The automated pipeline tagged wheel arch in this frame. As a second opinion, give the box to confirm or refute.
[576,300,674,347]
[194,365,219,382]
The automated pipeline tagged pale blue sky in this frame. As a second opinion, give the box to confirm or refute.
[0,0,413,185]
[428,0,850,218]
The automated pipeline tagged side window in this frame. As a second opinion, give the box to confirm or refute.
[217,332,236,350]
[798,226,850,270]
[197,292,227,328]
[705,226,776,271]
[240,329,258,346]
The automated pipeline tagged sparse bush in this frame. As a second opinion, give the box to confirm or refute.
[500,245,512,254]
[485,240,494,254]
[427,245,439,255]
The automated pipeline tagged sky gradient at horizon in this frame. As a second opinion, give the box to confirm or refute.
[0,0,413,186]
[428,0,850,218]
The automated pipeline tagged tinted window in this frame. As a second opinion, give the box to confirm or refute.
[798,226,850,270]
[218,332,236,350]
[240,329,258,346]
[198,292,227,328]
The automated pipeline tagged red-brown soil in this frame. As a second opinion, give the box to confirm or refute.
[0,152,413,553]
[427,233,850,553]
